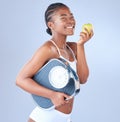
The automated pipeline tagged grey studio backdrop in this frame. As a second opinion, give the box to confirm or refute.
[0,0,120,122]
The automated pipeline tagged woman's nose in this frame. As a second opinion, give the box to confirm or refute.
[67,17,75,24]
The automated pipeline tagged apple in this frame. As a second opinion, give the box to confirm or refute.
[82,23,93,34]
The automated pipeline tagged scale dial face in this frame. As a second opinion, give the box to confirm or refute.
[49,66,69,88]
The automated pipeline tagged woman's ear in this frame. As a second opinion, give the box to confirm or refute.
[47,21,54,30]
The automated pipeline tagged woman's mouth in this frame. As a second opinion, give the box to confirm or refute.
[66,25,75,29]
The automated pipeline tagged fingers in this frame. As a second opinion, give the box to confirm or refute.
[65,95,73,100]
[89,29,94,38]
[80,31,89,40]
[55,94,72,108]
[55,99,70,109]
[63,94,70,100]
[79,28,94,44]
[80,28,93,38]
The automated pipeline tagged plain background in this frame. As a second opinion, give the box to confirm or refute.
[0,0,120,122]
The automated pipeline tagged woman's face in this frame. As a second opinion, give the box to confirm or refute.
[49,7,76,36]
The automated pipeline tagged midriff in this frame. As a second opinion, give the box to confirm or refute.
[55,98,74,114]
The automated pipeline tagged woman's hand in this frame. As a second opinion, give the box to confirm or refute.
[50,91,70,108]
[78,28,94,45]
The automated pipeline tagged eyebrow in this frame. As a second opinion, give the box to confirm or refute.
[60,13,73,17]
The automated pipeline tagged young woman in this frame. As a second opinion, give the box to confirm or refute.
[16,2,94,122]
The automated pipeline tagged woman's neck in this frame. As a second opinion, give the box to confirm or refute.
[51,35,67,49]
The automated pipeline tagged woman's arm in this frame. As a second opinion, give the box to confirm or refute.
[76,30,94,84]
[16,42,54,98]
[16,41,70,106]
[76,43,89,84]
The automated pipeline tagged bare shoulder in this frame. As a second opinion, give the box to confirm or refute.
[38,40,53,52]
[35,40,55,59]
[67,41,77,56]
[23,40,57,75]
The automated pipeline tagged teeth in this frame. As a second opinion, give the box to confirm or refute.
[67,26,73,29]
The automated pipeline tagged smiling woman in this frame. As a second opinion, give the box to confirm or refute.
[45,4,75,36]
[16,2,94,122]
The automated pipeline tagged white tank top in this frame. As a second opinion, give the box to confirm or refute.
[51,40,77,72]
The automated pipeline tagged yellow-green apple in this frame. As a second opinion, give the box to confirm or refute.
[82,23,93,34]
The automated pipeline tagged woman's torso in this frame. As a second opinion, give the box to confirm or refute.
[50,40,77,114]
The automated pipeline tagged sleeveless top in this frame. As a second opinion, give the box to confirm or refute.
[51,40,77,72]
